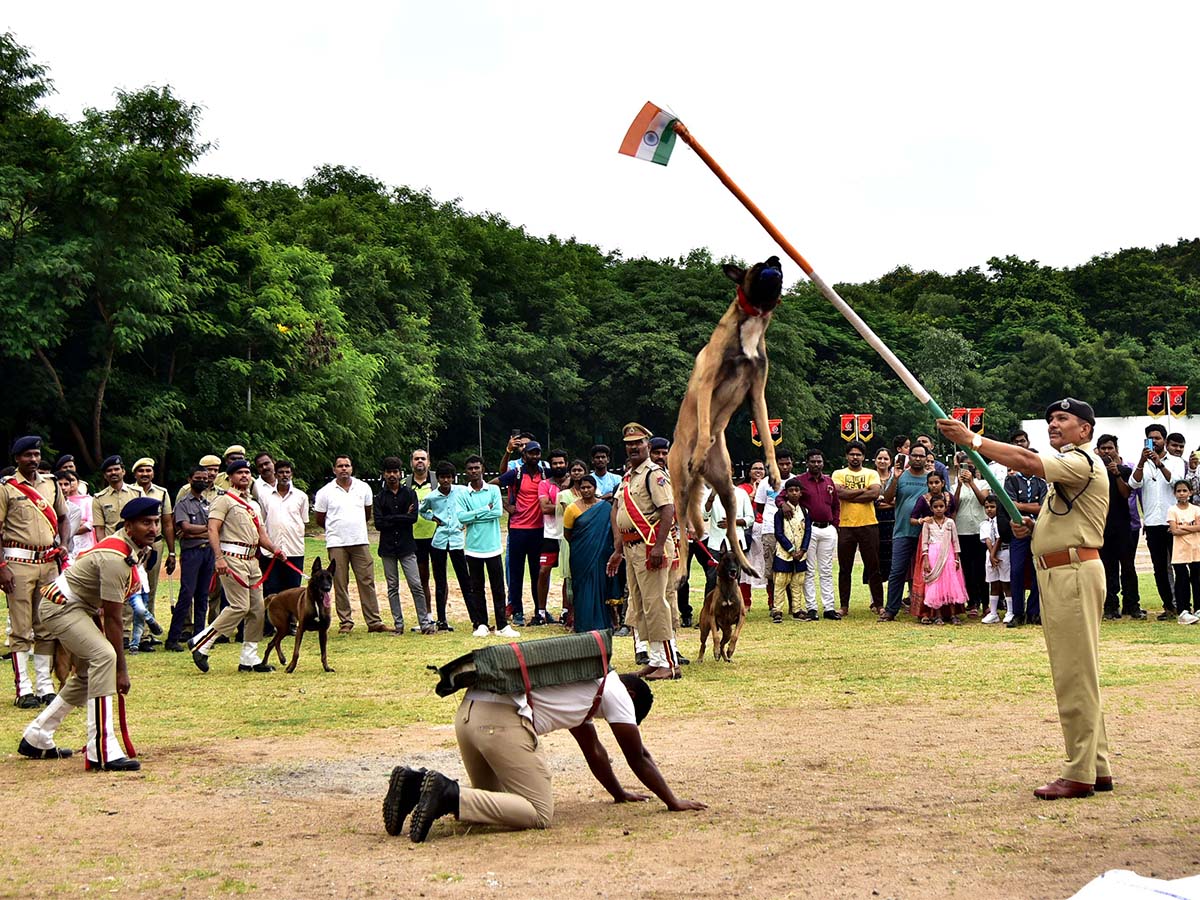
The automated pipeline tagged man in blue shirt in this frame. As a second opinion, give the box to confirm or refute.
[590,444,621,501]
[880,445,931,620]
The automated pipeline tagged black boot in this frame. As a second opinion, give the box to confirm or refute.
[409,771,460,843]
[383,765,426,836]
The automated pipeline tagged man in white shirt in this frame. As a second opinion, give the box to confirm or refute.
[1129,423,1186,619]
[259,460,309,599]
[313,454,385,634]
[385,670,705,842]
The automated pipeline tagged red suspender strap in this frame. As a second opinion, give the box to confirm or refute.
[510,641,534,721]
[7,478,59,533]
[622,479,656,546]
[87,538,140,598]
[224,491,260,527]
[584,630,610,722]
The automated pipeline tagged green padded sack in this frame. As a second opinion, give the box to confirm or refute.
[429,629,613,697]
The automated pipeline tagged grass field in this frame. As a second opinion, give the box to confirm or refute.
[2,542,1198,898]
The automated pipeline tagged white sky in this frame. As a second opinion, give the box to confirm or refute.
[6,1,1200,283]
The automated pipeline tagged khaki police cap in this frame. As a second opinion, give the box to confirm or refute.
[622,422,653,441]
[223,444,246,458]
[131,457,155,471]
[199,454,222,467]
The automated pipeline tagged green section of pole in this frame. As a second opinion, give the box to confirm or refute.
[922,398,1023,522]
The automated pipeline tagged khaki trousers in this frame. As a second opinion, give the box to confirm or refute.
[623,539,675,644]
[1038,557,1111,783]
[454,699,554,830]
[39,602,116,702]
[210,557,264,642]
[5,560,56,655]
[772,570,806,615]
[328,544,382,628]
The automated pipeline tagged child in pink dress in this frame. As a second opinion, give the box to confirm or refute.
[921,495,968,624]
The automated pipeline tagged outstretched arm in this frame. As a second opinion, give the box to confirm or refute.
[609,723,706,811]
[568,723,650,803]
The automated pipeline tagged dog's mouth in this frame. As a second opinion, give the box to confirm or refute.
[321,591,331,609]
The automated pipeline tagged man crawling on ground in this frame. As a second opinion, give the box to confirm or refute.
[384,671,705,842]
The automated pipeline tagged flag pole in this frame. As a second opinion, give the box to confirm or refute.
[670,120,1022,521]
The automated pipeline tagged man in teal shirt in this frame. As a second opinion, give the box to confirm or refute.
[405,450,438,627]
[879,445,931,620]
[419,461,470,633]
[456,456,518,638]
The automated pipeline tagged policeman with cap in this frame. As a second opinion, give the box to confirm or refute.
[607,423,681,680]
[91,455,144,541]
[130,457,176,620]
[17,495,162,770]
[187,458,286,673]
[939,398,1112,800]
[0,436,72,707]
[212,445,247,494]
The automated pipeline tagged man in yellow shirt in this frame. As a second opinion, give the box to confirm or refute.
[831,441,882,616]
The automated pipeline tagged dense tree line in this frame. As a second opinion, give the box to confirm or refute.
[2,33,1196,487]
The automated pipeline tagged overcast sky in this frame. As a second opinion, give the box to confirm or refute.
[6,2,1199,284]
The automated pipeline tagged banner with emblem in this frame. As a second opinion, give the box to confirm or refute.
[750,418,783,447]
[950,407,969,425]
[854,414,874,442]
[1168,385,1188,418]
[839,414,857,442]
[1147,386,1167,418]
[967,407,985,435]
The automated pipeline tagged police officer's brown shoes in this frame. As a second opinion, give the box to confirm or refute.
[18,738,72,760]
[1033,778,1094,800]
[409,771,460,843]
[383,765,426,836]
[192,650,209,673]
[645,667,675,681]
[1095,776,1114,792]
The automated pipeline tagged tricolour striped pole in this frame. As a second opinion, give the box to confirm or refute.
[670,120,1022,522]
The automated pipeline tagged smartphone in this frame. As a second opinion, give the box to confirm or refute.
[1144,438,1154,451]
[895,453,907,469]
[510,428,522,438]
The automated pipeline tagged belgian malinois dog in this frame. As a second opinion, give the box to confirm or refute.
[668,256,784,577]
[697,550,746,662]
[264,557,336,673]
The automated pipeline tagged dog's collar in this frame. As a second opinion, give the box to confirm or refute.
[736,286,767,318]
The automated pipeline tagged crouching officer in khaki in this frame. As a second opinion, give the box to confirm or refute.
[188,459,286,673]
[17,497,162,770]
[606,423,679,680]
[939,398,1111,800]
[0,436,72,707]
[383,672,705,842]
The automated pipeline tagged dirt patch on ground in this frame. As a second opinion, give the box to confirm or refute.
[6,677,1199,899]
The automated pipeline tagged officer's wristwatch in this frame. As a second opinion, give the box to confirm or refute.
[970,434,983,450]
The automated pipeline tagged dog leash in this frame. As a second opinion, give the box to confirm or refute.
[209,555,309,593]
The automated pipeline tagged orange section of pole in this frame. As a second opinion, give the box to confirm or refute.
[672,122,815,277]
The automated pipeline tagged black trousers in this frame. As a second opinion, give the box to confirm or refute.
[958,533,988,609]
[838,524,882,607]
[1101,533,1141,615]
[1144,525,1175,610]
[466,554,507,628]
[430,546,469,624]
[1173,562,1200,614]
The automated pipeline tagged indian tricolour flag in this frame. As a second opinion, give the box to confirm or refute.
[618,101,678,166]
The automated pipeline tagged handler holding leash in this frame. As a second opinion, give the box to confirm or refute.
[607,423,680,680]
[384,671,705,842]
[17,496,162,770]
[188,459,287,674]
[938,398,1112,800]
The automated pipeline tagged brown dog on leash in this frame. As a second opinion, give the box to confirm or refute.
[264,557,336,673]
[698,550,746,662]
[668,256,784,577]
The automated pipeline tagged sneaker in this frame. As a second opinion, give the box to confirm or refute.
[511,614,526,627]
[612,625,632,637]
[472,624,491,638]
[437,621,454,632]
[771,610,783,624]
[1178,611,1199,625]
[1002,611,1014,624]
[497,625,521,638]
[805,609,819,621]
[981,612,1000,624]
[1129,610,1147,620]
[147,619,164,636]
[527,614,545,627]
[635,651,650,666]
[1157,610,1174,621]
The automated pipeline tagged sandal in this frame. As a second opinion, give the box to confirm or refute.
[920,616,932,625]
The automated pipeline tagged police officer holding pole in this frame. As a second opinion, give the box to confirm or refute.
[938,399,1112,799]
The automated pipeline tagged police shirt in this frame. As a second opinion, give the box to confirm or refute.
[1030,442,1109,557]
[0,472,69,547]
[615,460,673,533]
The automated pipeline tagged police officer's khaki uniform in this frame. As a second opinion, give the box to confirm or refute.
[615,460,677,668]
[189,488,267,666]
[0,472,69,698]
[22,533,142,765]
[91,483,143,540]
[1031,441,1111,784]
[138,483,173,615]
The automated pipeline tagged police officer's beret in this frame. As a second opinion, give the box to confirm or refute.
[10,436,41,457]
[226,458,251,475]
[199,454,222,467]
[223,444,246,459]
[131,457,155,471]
[1045,398,1095,426]
[52,454,74,471]
[121,496,162,520]
[648,437,670,450]
[622,422,653,440]
[523,440,542,453]
[100,454,124,470]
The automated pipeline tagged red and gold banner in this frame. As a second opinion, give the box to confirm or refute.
[967,408,985,435]
[1168,385,1188,418]
[855,414,874,442]
[839,414,857,442]
[1147,386,1168,418]
[750,418,783,447]
[950,407,969,425]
